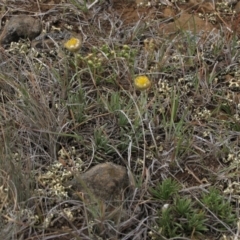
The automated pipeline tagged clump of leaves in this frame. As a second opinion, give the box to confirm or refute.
[201,187,237,227]
[149,178,180,201]
[150,179,208,238]
[74,43,137,85]
[156,196,208,238]
[174,196,208,234]
[150,180,238,238]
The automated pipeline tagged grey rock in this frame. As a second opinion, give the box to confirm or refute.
[0,15,42,45]
[68,162,129,202]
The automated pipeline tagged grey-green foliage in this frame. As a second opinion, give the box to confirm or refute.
[67,87,86,123]
[94,126,109,151]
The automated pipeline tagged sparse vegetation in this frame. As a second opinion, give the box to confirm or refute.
[0,0,240,239]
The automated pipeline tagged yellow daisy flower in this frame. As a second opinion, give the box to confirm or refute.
[64,37,82,53]
[134,75,151,91]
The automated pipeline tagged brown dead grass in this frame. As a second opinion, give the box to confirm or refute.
[0,0,240,239]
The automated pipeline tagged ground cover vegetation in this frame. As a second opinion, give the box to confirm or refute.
[0,0,240,239]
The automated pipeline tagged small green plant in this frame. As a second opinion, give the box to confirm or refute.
[93,126,113,155]
[108,92,124,112]
[201,187,237,226]
[116,111,129,128]
[184,210,208,234]
[174,196,193,216]
[149,178,180,201]
[69,0,89,13]
[158,207,178,237]
[67,87,86,124]
[174,196,208,235]
[80,43,137,86]
[94,127,107,146]
[149,179,209,238]
[156,196,208,238]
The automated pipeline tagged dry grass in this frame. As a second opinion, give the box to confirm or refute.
[0,0,240,239]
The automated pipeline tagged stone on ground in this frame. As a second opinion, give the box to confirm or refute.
[0,15,42,45]
[68,162,129,202]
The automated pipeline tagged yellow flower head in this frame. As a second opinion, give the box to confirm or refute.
[134,75,151,91]
[64,37,82,53]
